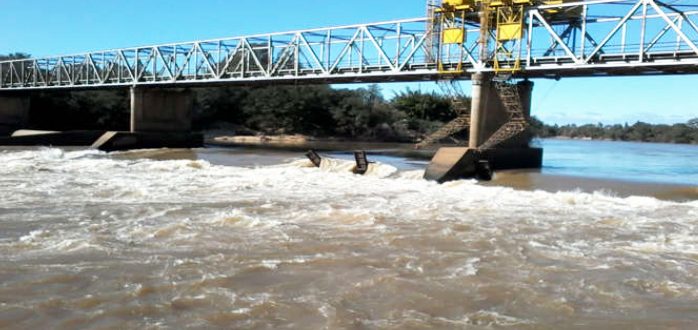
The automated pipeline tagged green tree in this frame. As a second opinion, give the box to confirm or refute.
[30,90,129,131]
[238,85,335,135]
[193,87,249,129]
[0,52,30,61]
[688,118,698,129]
[392,89,454,122]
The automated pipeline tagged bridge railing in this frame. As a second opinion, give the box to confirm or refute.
[2,0,698,90]
[0,18,436,90]
[521,0,698,76]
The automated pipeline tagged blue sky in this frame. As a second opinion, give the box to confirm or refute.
[1,0,696,125]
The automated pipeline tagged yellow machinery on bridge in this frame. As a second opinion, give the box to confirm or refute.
[434,0,581,75]
[421,0,582,150]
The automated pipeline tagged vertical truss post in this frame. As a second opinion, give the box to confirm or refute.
[580,4,588,59]
[639,0,649,62]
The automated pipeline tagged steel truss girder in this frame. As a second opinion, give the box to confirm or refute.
[3,0,698,90]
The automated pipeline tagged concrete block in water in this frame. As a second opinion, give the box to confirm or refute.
[424,147,480,183]
[424,147,543,183]
[92,131,203,152]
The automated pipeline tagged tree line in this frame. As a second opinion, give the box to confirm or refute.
[195,84,459,142]
[10,86,460,143]
[529,117,698,144]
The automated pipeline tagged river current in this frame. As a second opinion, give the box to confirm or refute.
[1,141,697,329]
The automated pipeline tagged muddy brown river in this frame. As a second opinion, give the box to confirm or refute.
[1,146,697,329]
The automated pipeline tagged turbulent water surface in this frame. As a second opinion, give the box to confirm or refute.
[1,144,697,329]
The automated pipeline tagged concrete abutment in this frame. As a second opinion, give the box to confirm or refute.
[129,87,194,133]
[93,87,201,151]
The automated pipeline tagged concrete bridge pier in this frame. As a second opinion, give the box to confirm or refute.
[129,87,194,132]
[0,94,30,136]
[470,76,535,149]
[92,87,203,151]
[425,74,543,183]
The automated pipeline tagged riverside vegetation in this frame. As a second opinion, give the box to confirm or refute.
[3,53,697,144]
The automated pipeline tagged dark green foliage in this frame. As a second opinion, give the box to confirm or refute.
[193,84,425,141]
[391,89,462,139]
[329,85,406,139]
[392,89,455,122]
[240,85,336,135]
[688,118,698,129]
[0,53,30,60]
[193,87,249,129]
[1,53,130,131]
[29,91,130,131]
[528,116,549,137]
[533,117,698,144]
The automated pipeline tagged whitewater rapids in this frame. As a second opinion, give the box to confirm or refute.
[0,147,697,329]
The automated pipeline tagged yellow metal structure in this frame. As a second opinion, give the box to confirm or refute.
[442,28,465,44]
[434,1,473,74]
[498,23,522,41]
[432,0,582,75]
[493,5,526,73]
[540,0,584,17]
[440,0,477,11]
[541,0,563,14]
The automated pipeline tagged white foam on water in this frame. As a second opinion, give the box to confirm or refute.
[2,147,694,243]
[211,208,282,229]
[283,157,399,178]
[431,311,533,328]
[449,257,480,277]
[395,169,426,180]
[464,311,532,327]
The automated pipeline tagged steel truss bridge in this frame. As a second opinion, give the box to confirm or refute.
[2,0,698,91]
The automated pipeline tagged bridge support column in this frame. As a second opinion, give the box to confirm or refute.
[130,87,193,132]
[0,94,30,136]
[425,77,542,183]
[468,72,489,149]
[470,74,534,148]
[92,87,202,151]
[478,78,534,148]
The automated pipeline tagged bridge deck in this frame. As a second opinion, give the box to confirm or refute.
[2,0,698,90]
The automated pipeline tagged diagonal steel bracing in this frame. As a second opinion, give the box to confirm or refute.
[2,1,698,90]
